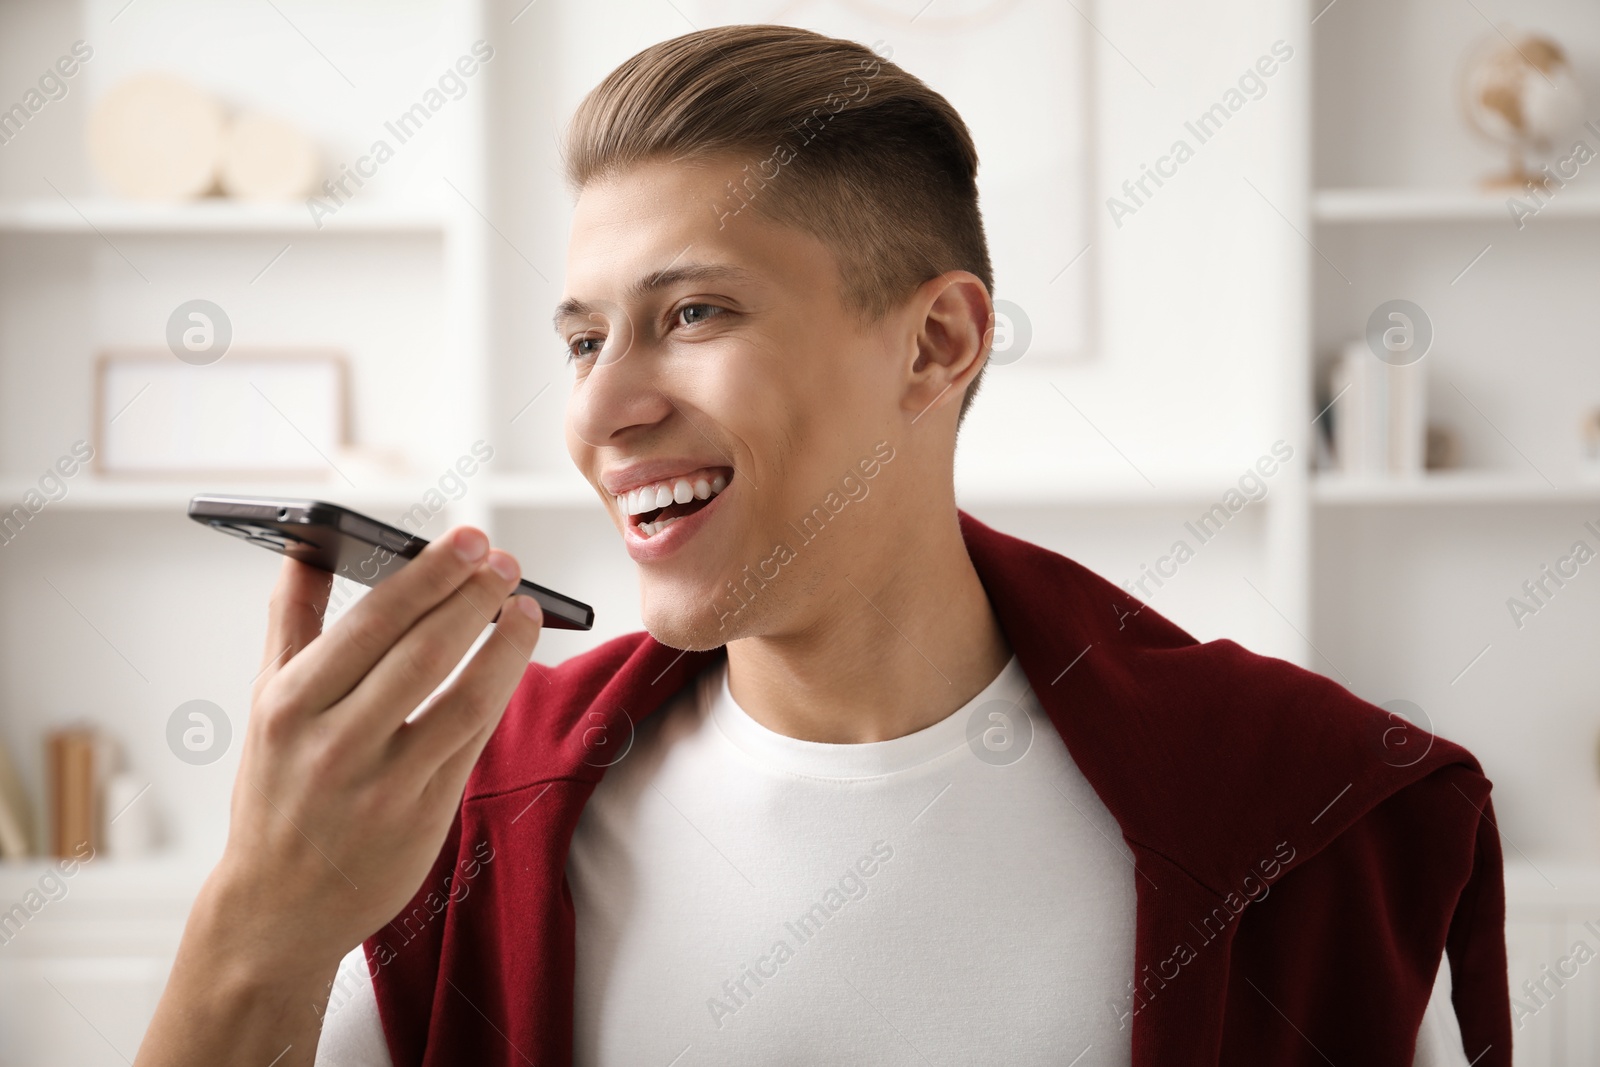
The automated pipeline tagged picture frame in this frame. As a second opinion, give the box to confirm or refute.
[650,0,1097,364]
[93,348,350,478]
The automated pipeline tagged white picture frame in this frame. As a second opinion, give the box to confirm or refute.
[93,349,350,477]
[682,0,1097,363]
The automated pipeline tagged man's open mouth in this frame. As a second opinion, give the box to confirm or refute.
[614,467,732,537]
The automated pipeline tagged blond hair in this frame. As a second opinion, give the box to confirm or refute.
[564,24,995,423]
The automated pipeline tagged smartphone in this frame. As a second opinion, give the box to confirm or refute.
[187,494,594,630]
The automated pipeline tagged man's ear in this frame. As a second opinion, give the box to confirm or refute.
[903,271,992,422]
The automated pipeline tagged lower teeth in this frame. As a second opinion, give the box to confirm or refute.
[638,515,682,537]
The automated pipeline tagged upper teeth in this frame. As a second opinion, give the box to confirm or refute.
[617,472,728,517]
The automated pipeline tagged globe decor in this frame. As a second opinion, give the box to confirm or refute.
[1460,27,1587,191]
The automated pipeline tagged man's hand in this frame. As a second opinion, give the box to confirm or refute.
[136,526,541,1067]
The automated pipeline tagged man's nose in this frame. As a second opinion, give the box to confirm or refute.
[567,322,675,446]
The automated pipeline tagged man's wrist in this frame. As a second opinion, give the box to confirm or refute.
[184,862,349,1000]
[133,866,347,1066]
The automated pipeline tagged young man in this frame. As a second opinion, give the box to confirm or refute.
[136,25,1510,1067]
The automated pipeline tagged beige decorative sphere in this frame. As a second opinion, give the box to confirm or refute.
[220,113,319,201]
[87,74,224,201]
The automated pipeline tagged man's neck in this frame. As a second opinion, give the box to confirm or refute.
[724,510,1011,744]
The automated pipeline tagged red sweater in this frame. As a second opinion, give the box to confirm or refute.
[367,512,1511,1065]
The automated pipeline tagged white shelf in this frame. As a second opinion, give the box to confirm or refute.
[0,856,209,902]
[1313,186,1600,223]
[0,198,449,235]
[485,471,609,509]
[0,475,445,512]
[954,474,1246,508]
[1312,472,1600,505]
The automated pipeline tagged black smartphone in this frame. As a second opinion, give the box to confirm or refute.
[187,494,594,630]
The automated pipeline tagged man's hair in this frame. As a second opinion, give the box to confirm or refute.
[563,24,995,424]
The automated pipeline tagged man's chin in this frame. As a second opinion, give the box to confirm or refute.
[639,580,756,652]
[640,613,730,653]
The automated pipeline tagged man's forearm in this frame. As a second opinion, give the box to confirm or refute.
[135,873,344,1067]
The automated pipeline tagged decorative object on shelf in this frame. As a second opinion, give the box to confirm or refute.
[45,726,99,859]
[104,772,158,858]
[219,113,319,201]
[1580,406,1600,483]
[1425,424,1461,471]
[1460,27,1586,191]
[88,74,320,203]
[94,349,349,477]
[87,74,225,200]
[1326,338,1427,478]
[0,741,35,858]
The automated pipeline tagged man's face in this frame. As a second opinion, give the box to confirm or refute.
[560,156,907,650]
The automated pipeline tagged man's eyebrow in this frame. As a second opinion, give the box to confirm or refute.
[552,263,759,331]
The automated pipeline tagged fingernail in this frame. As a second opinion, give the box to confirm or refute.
[489,551,519,582]
[516,596,542,620]
[454,529,489,562]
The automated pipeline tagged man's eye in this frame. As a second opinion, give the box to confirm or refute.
[568,336,604,363]
[677,303,724,326]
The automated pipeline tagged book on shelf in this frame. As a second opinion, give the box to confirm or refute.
[0,741,34,858]
[46,726,99,858]
[1327,340,1426,478]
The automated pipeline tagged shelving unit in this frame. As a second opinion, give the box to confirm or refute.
[1311,1,1600,1061]
[0,3,492,1058]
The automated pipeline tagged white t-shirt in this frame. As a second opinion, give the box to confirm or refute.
[315,657,1469,1066]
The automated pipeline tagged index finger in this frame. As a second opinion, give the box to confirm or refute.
[253,554,333,703]
[261,526,493,720]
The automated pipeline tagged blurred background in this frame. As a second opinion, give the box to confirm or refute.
[0,0,1596,1062]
